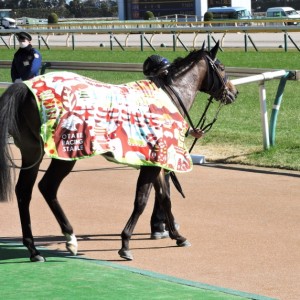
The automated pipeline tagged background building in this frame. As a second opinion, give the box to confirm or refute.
[118,0,251,20]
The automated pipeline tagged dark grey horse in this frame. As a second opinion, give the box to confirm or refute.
[0,42,237,262]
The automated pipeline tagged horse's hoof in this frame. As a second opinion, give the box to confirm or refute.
[66,242,78,256]
[118,249,133,261]
[64,233,78,255]
[176,240,191,247]
[30,255,46,262]
[151,230,169,240]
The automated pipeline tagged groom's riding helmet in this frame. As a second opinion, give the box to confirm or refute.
[143,55,170,77]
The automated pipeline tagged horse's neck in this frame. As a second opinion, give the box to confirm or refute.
[169,59,208,115]
[165,79,199,116]
[149,77,195,116]
[172,84,197,113]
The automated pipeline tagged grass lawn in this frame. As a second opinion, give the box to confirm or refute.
[0,242,274,300]
[0,48,299,170]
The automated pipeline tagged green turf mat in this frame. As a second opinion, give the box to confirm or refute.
[0,242,276,300]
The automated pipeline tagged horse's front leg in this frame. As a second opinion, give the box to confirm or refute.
[38,159,78,257]
[154,171,191,247]
[118,166,161,260]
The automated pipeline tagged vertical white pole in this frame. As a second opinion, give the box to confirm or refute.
[259,82,270,150]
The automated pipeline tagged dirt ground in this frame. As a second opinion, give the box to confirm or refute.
[0,146,299,300]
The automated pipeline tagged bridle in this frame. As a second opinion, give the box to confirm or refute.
[202,55,231,103]
[188,54,233,152]
[161,53,232,152]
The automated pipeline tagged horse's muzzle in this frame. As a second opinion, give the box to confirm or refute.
[225,89,238,104]
[213,83,238,105]
[221,84,238,105]
[225,80,239,104]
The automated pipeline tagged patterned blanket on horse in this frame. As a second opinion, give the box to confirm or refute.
[25,71,192,172]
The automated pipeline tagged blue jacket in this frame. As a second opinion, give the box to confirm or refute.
[11,45,42,82]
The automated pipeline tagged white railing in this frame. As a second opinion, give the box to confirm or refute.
[231,70,290,150]
[0,63,296,150]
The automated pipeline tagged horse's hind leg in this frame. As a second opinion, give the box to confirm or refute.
[38,159,78,256]
[14,121,46,261]
[118,166,161,260]
[16,161,44,262]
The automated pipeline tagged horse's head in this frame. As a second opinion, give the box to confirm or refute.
[165,42,237,107]
[201,42,238,105]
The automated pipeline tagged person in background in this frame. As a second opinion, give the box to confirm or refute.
[7,32,42,144]
[143,54,204,239]
[11,32,42,83]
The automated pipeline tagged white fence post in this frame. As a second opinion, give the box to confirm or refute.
[259,83,270,150]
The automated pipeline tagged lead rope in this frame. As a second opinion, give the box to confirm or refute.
[189,100,224,153]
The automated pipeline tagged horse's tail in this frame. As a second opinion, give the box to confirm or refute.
[0,83,29,202]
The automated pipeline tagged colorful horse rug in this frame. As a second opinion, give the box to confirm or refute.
[25,72,192,173]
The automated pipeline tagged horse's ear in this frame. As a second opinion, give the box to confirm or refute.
[201,41,205,51]
[209,41,220,60]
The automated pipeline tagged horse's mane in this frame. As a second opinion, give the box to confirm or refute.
[169,48,207,73]
[146,47,210,89]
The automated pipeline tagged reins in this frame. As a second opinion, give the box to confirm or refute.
[163,54,228,153]
[167,84,197,132]
[159,53,229,198]
[188,96,224,153]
